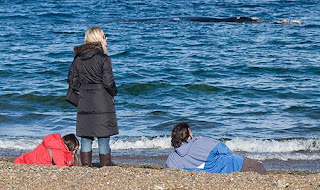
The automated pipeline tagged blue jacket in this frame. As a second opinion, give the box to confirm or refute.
[166,137,243,174]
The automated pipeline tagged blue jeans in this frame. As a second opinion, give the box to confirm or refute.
[81,137,111,154]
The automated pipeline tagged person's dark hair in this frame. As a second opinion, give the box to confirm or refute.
[171,122,190,148]
[62,134,79,152]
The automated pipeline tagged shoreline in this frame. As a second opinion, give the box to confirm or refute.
[2,151,320,173]
[1,159,319,189]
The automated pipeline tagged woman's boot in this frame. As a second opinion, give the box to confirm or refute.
[99,153,112,167]
[80,151,92,167]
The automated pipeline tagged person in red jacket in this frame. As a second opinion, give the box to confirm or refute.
[14,134,80,167]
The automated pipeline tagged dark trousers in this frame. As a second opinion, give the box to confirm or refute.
[240,157,267,174]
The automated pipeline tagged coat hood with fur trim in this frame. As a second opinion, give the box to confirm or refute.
[73,42,103,60]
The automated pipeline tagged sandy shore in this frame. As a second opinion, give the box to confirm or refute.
[1,159,319,190]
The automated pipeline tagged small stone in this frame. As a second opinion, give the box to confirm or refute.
[277,180,289,188]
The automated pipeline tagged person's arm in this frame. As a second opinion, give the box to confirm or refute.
[165,153,177,169]
[52,151,73,167]
[102,56,117,96]
[14,153,27,164]
[67,58,80,91]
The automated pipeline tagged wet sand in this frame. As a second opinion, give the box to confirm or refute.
[1,159,319,189]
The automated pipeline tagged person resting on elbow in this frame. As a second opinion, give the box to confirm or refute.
[14,134,81,167]
[165,122,266,174]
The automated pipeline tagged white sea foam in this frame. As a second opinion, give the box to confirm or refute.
[246,152,320,161]
[109,136,172,150]
[0,136,172,151]
[225,138,320,153]
[0,139,42,150]
[1,136,319,155]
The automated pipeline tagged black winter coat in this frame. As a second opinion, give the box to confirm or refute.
[68,42,118,138]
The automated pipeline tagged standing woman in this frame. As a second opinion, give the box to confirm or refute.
[68,27,118,167]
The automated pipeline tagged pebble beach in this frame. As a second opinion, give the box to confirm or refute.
[1,159,319,190]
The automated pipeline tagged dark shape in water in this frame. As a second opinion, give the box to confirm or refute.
[181,16,259,23]
[121,16,301,24]
[121,16,259,23]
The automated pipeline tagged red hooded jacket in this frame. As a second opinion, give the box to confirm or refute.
[14,134,73,167]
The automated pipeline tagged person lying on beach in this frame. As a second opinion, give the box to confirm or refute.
[14,134,81,167]
[166,122,266,174]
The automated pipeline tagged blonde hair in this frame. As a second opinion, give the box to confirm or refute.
[73,153,82,167]
[84,27,108,55]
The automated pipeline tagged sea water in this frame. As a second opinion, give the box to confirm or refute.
[0,0,319,171]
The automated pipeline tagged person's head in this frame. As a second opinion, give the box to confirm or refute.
[171,122,193,148]
[84,27,108,55]
[62,134,79,153]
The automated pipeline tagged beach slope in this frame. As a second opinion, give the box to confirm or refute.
[0,160,319,189]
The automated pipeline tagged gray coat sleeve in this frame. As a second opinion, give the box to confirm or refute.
[102,56,117,97]
[67,59,80,91]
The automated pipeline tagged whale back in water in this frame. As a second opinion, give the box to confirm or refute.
[121,17,300,24]
[122,16,259,23]
[180,16,259,23]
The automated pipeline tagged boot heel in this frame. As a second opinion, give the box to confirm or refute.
[99,153,111,167]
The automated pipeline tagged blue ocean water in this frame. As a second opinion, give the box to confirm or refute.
[0,0,320,171]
